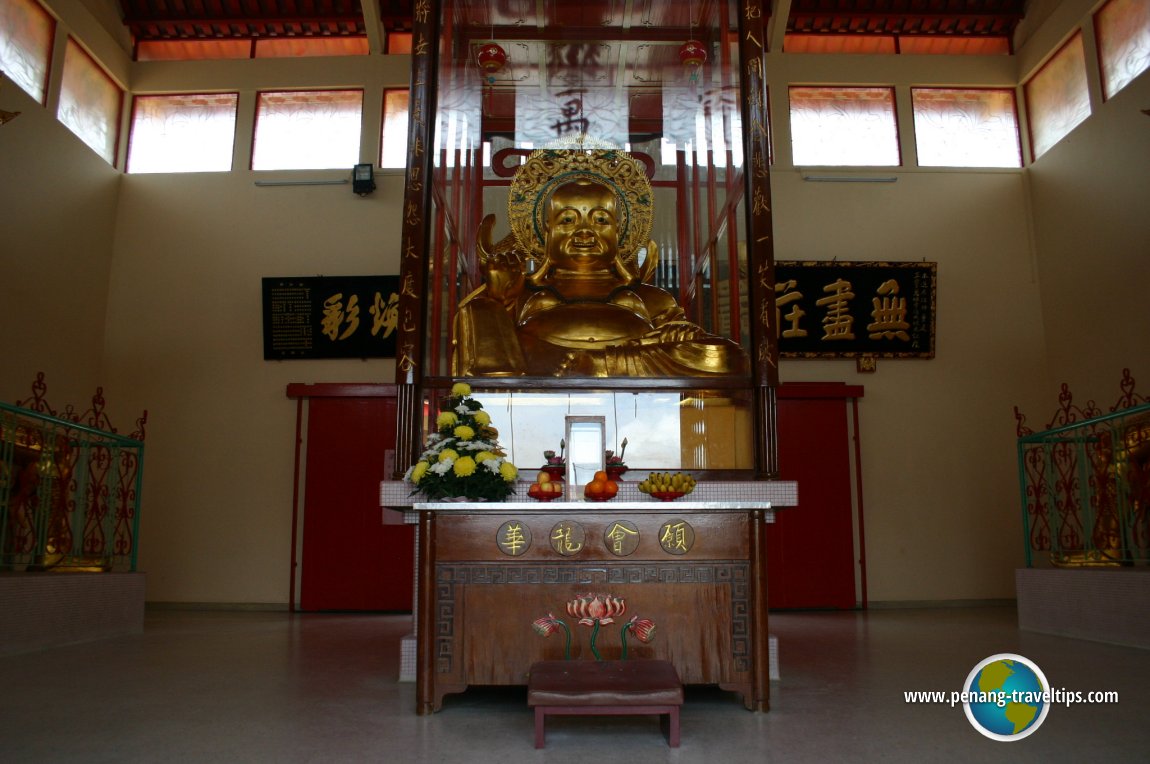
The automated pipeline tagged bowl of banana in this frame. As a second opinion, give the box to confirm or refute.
[637,472,697,501]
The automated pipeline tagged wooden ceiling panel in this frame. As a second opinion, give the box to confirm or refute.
[119,0,1026,47]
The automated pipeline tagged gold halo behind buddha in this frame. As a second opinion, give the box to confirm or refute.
[509,147,654,266]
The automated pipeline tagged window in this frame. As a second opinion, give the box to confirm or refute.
[1095,0,1150,100]
[0,0,54,103]
[381,89,410,168]
[789,86,900,166]
[127,93,238,173]
[251,90,363,171]
[911,88,1021,168]
[57,38,122,164]
[1024,33,1091,160]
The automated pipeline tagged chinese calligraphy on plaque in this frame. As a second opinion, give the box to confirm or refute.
[603,520,641,557]
[262,276,400,360]
[497,520,532,556]
[774,261,936,358]
[549,521,586,556]
[658,519,695,555]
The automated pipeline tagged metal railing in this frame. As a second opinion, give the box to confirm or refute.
[1,401,145,572]
[1017,401,1150,567]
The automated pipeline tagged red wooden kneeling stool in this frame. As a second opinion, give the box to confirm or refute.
[527,659,683,748]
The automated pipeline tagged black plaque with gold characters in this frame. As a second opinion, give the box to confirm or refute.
[262,276,400,360]
[774,261,936,358]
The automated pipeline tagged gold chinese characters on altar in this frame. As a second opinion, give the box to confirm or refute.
[494,517,698,558]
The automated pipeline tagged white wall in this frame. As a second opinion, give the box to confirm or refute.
[1026,72,1150,403]
[102,171,401,603]
[773,169,1049,601]
[0,73,119,408]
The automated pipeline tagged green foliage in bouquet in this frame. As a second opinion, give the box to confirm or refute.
[404,382,518,501]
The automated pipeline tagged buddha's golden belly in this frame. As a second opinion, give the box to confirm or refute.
[519,302,653,349]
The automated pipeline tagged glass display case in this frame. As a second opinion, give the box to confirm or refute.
[395,0,777,478]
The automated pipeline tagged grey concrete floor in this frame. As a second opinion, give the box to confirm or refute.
[0,605,1146,763]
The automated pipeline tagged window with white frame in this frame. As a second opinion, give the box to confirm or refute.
[0,0,54,104]
[789,86,900,166]
[911,88,1021,168]
[56,38,122,165]
[251,89,363,171]
[127,93,239,173]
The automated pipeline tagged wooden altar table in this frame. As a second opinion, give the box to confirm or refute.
[410,500,774,715]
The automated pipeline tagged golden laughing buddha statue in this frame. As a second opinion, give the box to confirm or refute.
[453,147,749,378]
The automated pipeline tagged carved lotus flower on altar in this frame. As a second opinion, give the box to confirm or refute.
[534,594,655,661]
[567,593,626,626]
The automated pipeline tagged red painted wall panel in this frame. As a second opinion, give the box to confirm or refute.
[768,383,863,609]
[298,391,413,611]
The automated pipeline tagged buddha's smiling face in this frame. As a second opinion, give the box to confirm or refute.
[544,180,620,276]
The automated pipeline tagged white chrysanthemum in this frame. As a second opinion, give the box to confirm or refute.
[429,461,451,475]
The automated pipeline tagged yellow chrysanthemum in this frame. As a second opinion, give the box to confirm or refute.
[499,461,518,482]
[410,461,430,484]
[438,448,459,463]
[473,410,491,426]
[451,382,472,397]
[453,456,477,477]
[474,451,495,464]
[454,425,476,441]
[436,411,458,429]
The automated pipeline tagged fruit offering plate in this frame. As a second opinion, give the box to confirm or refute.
[650,491,686,502]
[583,496,612,503]
[530,494,561,502]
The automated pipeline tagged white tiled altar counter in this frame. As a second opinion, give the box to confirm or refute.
[380,478,798,509]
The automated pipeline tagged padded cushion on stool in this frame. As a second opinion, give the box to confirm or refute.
[528,659,683,707]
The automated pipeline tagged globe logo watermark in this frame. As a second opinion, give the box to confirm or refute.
[962,653,1051,741]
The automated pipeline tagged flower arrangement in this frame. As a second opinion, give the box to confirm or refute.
[404,382,518,502]
[533,593,656,660]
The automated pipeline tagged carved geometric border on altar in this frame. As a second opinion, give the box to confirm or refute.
[434,562,751,673]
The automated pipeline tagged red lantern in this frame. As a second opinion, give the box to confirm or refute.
[678,39,707,68]
[477,43,508,77]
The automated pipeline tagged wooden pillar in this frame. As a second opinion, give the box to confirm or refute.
[393,0,442,473]
[737,0,780,479]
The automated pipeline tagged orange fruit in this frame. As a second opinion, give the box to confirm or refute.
[603,480,618,498]
[593,470,608,482]
[585,479,607,498]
